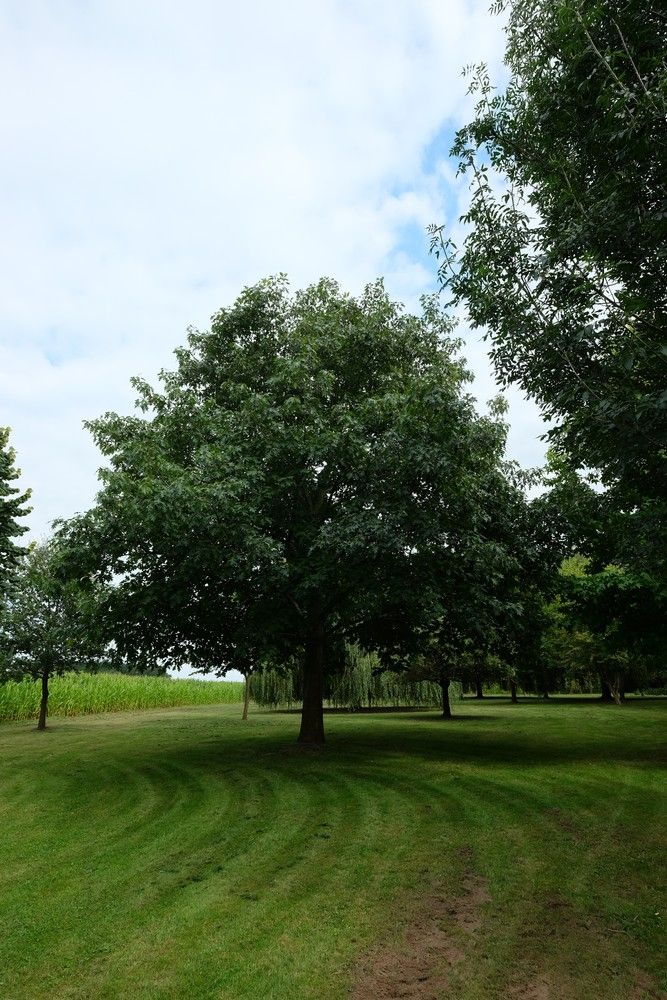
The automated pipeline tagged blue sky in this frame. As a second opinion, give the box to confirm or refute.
[1,0,545,542]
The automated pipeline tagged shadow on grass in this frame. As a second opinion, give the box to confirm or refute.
[4,699,665,794]
[42,702,667,779]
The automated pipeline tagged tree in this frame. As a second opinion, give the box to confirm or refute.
[431,0,667,578]
[0,427,31,593]
[369,454,559,717]
[1,541,105,729]
[558,561,666,704]
[64,276,515,745]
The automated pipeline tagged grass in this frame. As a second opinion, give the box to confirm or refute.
[0,671,244,722]
[0,698,664,999]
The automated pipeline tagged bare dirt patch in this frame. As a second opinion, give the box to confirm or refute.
[350,869,490,999]
[630,970,666,1000]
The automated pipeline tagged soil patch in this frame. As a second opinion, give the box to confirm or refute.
[350,869,489,999]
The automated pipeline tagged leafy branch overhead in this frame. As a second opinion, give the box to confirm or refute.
[430,0,666,519]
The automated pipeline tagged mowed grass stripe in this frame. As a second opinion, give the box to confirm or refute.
[0,700,664,999]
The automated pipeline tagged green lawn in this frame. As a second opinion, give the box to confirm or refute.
[0,699,664,999]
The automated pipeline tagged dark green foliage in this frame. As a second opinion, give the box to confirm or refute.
[540,555,667,701]
[250,645,445,710]
[1,541,107,726]
[431,0,667,578]
[561,563,666,703]
[0,427,31,592]
[64,275,514,743]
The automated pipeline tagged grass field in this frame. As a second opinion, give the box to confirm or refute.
[0,699,664,999]
[0,671,244,722]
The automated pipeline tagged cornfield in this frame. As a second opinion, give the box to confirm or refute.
[0,672,244,723]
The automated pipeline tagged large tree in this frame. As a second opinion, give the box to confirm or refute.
[65,276,514,744]
[431,0,666,575]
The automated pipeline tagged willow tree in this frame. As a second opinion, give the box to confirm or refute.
[66,276,510,745]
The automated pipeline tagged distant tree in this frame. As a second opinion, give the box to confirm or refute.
[370,455,559,717]
[1,541,106,729]
[0,427,31,593]
[431,0,667,581]
[62,276,515,745]
[559,562,666,705]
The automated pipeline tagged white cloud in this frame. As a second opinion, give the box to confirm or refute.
[0,0,544,535]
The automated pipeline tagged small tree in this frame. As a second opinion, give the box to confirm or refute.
[1,541,104,729]
[0,427,31,593]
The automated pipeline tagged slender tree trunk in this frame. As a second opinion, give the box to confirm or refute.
[440,670,452,720]
[37,668,49,731]
[475,675,484,699]
[242,671,251,721]
[600,679,613,702]
[541,666,549,699]
[510,679,518,704]
[298,628,325,745]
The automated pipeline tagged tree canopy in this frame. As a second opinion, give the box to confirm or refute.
[63,275,527,743]
[1,541,104,728]
[430,0,666,578]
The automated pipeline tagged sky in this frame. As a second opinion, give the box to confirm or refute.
[1,0,546,545]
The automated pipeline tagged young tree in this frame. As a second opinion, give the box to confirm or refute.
[64,276,514,744]
[431,0,667,580]
[2,541,104,729]
[0,427,31,592]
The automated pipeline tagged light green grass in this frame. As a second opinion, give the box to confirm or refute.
[0,671,244,722]
[0,699,664,999]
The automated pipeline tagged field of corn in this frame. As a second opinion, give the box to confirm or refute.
[0,671,244,722]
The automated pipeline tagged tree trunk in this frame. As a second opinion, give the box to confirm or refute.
[475,675,484,699]
[608,673,624,706]
[37,668,49,731]
[600,679,613,702]
[298,629,325,745]
[440,671,452,720]
[510,679,518,704]
[242,671,251,721]
[541,666,549,699]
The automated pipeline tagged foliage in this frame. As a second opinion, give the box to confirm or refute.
[250,645,448,710]
[0,427,31,593]
[380,457,561,711]
[63,275,515,743]
[1,541,108,726]
[431,0,667,578]
[0,670,243,722]
[2,542,98,678]
[541,555,667,702]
